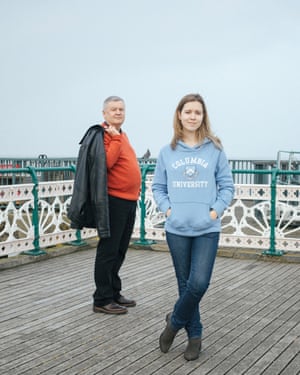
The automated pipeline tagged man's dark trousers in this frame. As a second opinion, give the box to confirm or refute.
[93,195,137,307]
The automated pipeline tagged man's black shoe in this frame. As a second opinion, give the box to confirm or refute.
[115,296,136,307]
[93,303,128,315]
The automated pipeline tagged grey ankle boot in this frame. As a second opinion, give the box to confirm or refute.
[184,338,202,361]
[159,313,178,353]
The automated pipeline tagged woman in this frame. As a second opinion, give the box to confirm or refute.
[152,93,234,361]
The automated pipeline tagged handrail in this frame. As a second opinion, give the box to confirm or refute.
[0,166,299,257]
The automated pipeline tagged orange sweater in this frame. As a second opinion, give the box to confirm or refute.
[103,129,141,200]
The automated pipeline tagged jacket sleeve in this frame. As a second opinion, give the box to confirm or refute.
[67,125,110,238]
[88,129,111,238]
[67,140,90,228]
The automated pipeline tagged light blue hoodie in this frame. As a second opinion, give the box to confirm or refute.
[152,139,235,236]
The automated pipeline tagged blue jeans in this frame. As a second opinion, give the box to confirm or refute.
[166,231,219,339]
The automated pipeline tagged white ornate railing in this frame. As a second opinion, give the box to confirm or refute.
[0,179,299,257]
[0,181,97,257]
[132,178,300,253]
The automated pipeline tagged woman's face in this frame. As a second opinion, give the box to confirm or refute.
[178,101,204,132]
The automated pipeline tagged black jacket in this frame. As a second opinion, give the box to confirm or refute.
[68,125,110,238]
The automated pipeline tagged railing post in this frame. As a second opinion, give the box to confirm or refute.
[67,165,87,246]
[70,164,76,174]
[134,164,156,246]
[262,168,284,256]
[69,229,87,246]
[22,166,47,256]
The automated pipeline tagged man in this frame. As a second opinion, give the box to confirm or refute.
[69,96,141,315]
[93,96,141,314]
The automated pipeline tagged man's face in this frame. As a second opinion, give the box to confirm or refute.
[103,101,125,129]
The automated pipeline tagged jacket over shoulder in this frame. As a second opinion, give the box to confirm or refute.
[68,124,110,238]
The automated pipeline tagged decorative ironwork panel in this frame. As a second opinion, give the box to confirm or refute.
[133,179,300,253]
[0,185,35,256]
[1,178,299,257]
[38,181,74,198]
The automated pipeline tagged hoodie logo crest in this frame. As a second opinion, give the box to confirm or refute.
[184,165,198,179]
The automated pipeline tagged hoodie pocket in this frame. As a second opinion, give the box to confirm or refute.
[167,202,212,231]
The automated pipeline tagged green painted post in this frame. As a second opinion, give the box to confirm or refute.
[23,166,47,256]
[68,164,87,246]
[69,229,87,246]
[134,164,156,246]
[70,164,76,174]
[262,168,284,256]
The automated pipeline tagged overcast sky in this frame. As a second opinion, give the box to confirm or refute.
[1,0,299,160]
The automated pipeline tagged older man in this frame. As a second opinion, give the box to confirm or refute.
[93,96,141,314]
[69,96,141,314]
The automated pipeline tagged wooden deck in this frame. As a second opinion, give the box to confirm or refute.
[0,243,299,375]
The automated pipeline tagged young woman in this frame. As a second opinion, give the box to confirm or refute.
[152,93,234,361]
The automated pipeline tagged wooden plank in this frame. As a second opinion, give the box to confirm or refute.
[0,247,299,375]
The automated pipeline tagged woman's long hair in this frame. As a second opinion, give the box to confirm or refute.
[171,93,222,150]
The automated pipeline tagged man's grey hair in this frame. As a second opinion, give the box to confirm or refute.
[103,96,125,110]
